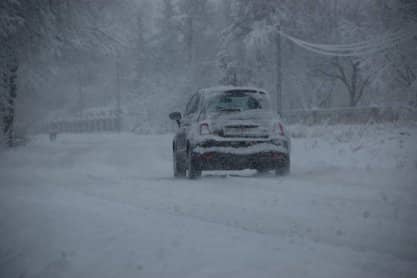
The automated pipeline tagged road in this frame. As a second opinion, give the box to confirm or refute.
[1,124,416,278]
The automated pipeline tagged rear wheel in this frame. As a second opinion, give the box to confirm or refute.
[187,148,202,179]
[275,161,290,176]
[256,168,270,175]
[173,147,186,178]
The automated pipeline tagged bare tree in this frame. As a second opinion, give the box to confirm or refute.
[385,50,417,106]
[318,57,374,107]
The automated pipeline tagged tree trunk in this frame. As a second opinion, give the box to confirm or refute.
[349,90,355,107]
[415,89,417,108]
[2,57,18,147]
[349,60,359,107]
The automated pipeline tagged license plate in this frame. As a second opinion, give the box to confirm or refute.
[224,127,254,136]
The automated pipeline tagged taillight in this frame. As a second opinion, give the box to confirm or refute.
[274,122,285,136]
[200,123,210,135]
[278,123,285,136]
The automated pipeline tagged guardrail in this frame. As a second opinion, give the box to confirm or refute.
[37,105,416,136]
[281,106,417,125]
[41,110,122,134]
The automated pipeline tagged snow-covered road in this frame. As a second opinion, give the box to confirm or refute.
[1,124,417,278]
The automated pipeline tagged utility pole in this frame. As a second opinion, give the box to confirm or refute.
[78,69,84,118]
[116,53,121,132]
[276,23,282,116]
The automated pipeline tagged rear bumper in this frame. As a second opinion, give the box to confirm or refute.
[191,139,289,171]
[192,151,289,171]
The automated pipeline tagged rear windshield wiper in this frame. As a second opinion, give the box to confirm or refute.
[216,108,241,112]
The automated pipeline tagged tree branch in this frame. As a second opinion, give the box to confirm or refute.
[316,69,344,81]
[331,58,350,90]
[355,75,372,105]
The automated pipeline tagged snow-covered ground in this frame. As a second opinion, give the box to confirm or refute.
[1,123,417,278]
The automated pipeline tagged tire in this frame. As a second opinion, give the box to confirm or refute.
[187,148,202,179]
[173,148,186,178]
[256,168,270,175]
[275,160,290,176]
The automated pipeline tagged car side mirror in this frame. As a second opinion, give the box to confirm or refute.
[169,112,182,127]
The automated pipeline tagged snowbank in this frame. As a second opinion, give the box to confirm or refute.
[290,123,417,170]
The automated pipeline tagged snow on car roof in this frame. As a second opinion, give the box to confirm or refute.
[199,86,268,95]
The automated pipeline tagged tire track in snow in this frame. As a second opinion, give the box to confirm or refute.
[56,177,417,263]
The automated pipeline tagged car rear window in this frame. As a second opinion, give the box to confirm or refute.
[205,90,270,112]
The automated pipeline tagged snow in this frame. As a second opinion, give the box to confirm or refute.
[1,123,417,278]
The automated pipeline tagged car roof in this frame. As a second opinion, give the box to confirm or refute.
[198,86,268,95]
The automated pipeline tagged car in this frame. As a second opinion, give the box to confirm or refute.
[169,86,291,179]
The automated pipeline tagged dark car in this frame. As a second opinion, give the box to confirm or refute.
[169,86,291,179]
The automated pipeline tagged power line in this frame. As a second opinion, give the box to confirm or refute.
[277,23,417,57]
[289,28,409,50]
[278,28,415,56]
